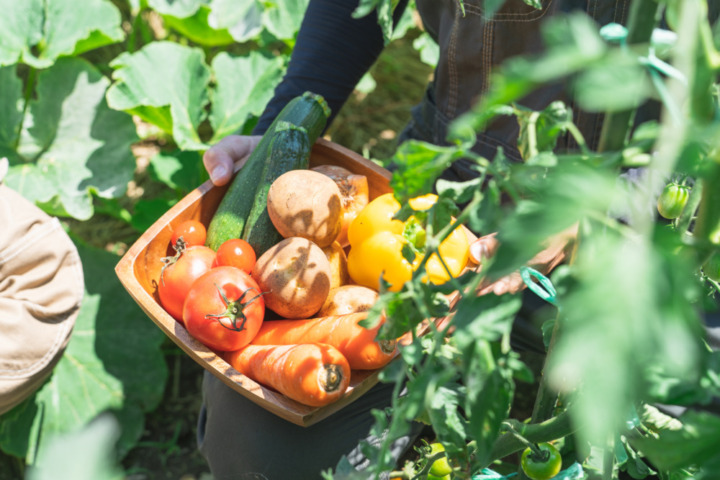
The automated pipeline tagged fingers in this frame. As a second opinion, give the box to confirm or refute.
[477,271,525,296]
[469,232,499,264]
[203,135,262,186]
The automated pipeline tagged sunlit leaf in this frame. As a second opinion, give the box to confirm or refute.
[209,51,285,142]
[2,59,137,220]
[0,0,124,68]
[107,42,211,151]
[207,0,263,43]
[263,0,310,41]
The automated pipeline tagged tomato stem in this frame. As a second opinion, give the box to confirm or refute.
[206,284,265,332]
[159,237,188,285]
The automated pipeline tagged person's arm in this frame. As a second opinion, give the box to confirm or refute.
[204,0,408,185]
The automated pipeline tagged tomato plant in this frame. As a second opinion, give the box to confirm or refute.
[157,245,216,322]
[520,443,562,480]
[183,266,265,352]
[171,220,207,248]
[213,238,257,273]
[657,183,690,220]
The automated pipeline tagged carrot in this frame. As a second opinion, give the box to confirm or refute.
[250,312,397,370]
[225,343,350,407]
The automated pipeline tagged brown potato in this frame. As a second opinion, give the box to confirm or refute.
[267,170,343,248]
[318,285,380,317]
[252,237,332,319]
[322,241,349,289]
[312,165,369,247]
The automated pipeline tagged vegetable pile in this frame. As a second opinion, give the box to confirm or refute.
[155,92,472,408]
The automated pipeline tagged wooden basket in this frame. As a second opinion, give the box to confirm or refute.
[115,138,469,427]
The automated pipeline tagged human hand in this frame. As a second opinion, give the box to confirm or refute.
[203,135,262,186]
[470,225,577,296]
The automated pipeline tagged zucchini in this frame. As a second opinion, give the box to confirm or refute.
[206,92,330,251]
[242,122,311,255]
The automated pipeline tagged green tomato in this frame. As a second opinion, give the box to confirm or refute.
[703,253,720,282]
[427,442,452,477]
[657,183,690,220]
[521,443,562,480]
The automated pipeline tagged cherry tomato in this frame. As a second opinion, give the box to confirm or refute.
[183,266,265,352]
[657,183,690,220]
[213,238,257,274]
[158,245,216,322]
[521,443,562,480]
[427,442,452,477]
[171,220,207,248]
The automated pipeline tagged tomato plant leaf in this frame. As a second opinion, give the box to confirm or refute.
[0,0,123,68]
[0,242,167,463]
[1,58,137,220]
[209,51,285,142]
[632,410,720,471]
[107,42,211,151]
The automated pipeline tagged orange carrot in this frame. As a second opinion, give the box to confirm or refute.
[250,312,397,370]
[225,343,350,407]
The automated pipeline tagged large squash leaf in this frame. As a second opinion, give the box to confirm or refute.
[106,42,211,151]
[209,51,285,142]
[0,242,167,463]
[1,59,137,221]
[0,0,124,68]
[262,0,310,41]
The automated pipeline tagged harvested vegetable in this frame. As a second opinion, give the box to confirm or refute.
[266,169,343,248]
[251,237,332,319]
[251,312,396,370]
[322,241,349,289]
[226,343,350,407]
[318,285,379,317]
[312,164,369,247]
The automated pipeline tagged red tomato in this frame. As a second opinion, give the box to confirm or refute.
[213,238,257,273]
[158,245,216,322]
[183,266,265,352]
[171,220,207,248]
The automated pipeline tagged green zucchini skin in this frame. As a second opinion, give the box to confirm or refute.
[242,122,311,255]
[206,92,330,251]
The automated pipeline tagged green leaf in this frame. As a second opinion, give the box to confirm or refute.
[0,0,124,68]
[412,32,439,67]
[0,66,24,153]
[263,0,310,41]
[162,5,235,46]
[632,411,720,471]
[209,51,285,142]
[130,197,176,232]
[353,0,395,45]
[26,414,123,480]
[207,0,263,43]
[149,150,204,193]
[0,242,167,463]
[572,55,652,113]
[107,42,211,151]
[388,140,466,204]
[147,0,203,18]
[2,58,137,220]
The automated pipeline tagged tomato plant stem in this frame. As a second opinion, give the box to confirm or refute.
[487,413,574,465]
[597,0,661,153]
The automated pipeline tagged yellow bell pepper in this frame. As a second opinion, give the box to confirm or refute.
[347,193,470,291]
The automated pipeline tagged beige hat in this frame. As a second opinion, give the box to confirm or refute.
[0,178,84,414]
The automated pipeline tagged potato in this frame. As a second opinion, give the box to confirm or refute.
[318,285,379,317]
[252,237,332,319]
[311,165,369,247]
[322,241,349,289]
[267,170,343,248]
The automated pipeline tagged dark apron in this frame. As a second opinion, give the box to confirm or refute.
[404,0,632,181]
